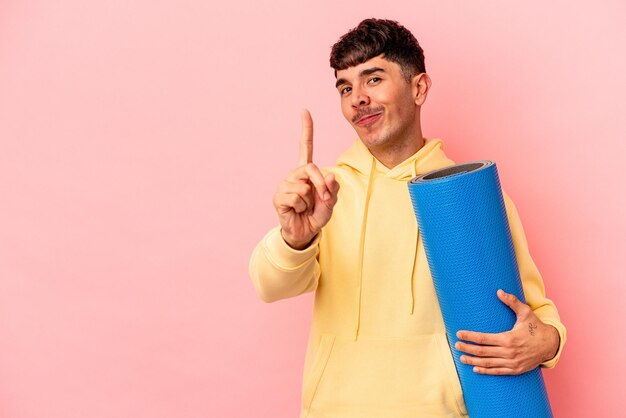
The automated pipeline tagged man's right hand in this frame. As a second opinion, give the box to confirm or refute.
[273,109,340,250]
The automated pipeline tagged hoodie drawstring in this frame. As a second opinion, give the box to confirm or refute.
[355,157,377,340]
[408,160,419,315]
[339,139,448,336]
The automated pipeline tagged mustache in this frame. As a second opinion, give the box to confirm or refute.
[352,106,384,123]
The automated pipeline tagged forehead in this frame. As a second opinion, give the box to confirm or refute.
[335,55,402,81]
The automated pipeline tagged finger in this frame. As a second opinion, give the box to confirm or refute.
[299,109,314,166]
[322,173,340,209]
[472,366,519,375]
[324,172,340,195]
[279,182,314,209]
[456,330,506,346]
[286,163,329,202]
[286,193,309,214]
[274,192,309,214]
[497,289,530,317]
[454,341,507,358]
[459,355,512,369]
[302,164,330,201]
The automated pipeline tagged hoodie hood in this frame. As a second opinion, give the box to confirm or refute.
[337,137,450,181]
[335,138,454,338]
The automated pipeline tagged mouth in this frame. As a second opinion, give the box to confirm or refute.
[355,112,382,127]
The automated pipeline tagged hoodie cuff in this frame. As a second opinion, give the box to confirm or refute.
[539,319,566,369]
[262,227,321,270]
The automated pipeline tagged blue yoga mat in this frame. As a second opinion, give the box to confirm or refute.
[407,161,552,418]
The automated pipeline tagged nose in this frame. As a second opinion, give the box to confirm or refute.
[351,86,370,108]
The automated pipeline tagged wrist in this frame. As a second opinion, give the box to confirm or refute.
[543,325,560,362]
[281,229,317,250]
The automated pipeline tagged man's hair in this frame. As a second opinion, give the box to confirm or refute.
[330,18,426,82]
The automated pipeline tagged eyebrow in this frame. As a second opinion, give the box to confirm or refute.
[335,67,386,88]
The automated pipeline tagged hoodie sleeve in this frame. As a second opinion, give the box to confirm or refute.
[503,192,566,368]
[248,226,321,303]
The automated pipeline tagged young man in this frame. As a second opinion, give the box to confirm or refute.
[249,18,565,418]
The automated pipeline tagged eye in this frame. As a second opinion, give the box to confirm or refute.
[340,86,352,95]
[368,77,381,85]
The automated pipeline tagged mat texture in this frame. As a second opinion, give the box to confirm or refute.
[407,161,552,418]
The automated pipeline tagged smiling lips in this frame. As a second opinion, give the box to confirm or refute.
[355,112,382,127]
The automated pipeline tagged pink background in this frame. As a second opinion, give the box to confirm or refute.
[1,1,624,417]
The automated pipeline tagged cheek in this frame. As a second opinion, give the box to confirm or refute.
[395,91,416,116]
[340,100,352,121]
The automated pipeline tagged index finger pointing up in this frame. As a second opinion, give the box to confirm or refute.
[299,109,314,166]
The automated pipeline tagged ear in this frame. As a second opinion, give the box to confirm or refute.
[412,73,432,106]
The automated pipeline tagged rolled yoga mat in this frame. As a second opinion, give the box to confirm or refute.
[407,161,552,418]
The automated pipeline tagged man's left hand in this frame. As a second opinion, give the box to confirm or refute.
[455,289,559,375]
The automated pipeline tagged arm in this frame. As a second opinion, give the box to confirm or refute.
[503,192,566,368]
[249,227,321,303]
[249,110,339,303]
[455,192,566,374]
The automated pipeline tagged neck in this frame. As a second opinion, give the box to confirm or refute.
[369,135,425,169]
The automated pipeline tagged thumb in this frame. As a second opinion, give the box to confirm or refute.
[320,173,339,211]
[497,289,528,318]
[325,172,340,195]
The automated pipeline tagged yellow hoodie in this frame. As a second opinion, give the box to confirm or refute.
[249,138,566,418]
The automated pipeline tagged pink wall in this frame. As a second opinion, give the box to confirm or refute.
[1,1,624,417]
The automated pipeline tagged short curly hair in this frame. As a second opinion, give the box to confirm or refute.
[330,18,426,82]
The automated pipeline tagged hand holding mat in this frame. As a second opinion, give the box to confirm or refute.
[407,161,552,418]
[455,288,560,376]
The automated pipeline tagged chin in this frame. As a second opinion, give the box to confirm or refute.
[360,131,389,149]
[360,138,386,152]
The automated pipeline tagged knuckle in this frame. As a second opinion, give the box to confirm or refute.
[300,183,311,195]
[276,191,289,204]
[503,335,514,348]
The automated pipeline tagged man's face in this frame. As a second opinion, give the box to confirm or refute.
[335,55,421,151]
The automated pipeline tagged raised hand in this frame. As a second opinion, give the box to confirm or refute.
[273,109,340,250]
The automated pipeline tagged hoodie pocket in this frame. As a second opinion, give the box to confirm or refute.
[435,334,468,416]
[302,334,335,412]
[305,334,467,417]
